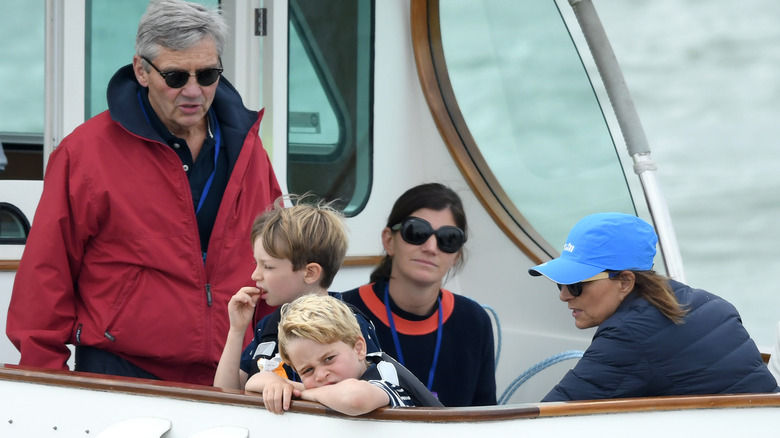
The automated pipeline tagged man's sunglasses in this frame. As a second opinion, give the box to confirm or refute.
[142,56,223,88]
[557,271,619,297]
[391,217,466,254]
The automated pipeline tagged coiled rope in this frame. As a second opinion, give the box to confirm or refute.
[481,304,501,370]
[497,350,584,405]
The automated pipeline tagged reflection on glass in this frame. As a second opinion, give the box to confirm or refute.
[0,2,44,133]
[288,23,340,151]
[0,203,31,242]
[439,1,635,249]
[286,0,373,216]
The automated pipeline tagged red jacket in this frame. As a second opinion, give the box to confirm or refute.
[7,66,281,385]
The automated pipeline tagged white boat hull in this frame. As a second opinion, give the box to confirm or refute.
[1,366,778,438]
[1,1,777,434]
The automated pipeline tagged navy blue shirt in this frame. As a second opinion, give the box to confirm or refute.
[140,90,229,254]
[342,278,497,407]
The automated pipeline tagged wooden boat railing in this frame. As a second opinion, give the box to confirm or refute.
[1,364,778,422]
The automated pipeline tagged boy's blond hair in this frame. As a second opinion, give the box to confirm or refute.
[277,294,362,367]
[251,195,347,288]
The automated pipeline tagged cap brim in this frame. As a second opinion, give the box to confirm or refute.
[528,257,605,285]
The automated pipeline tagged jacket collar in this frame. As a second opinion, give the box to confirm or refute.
[106,64,259,166]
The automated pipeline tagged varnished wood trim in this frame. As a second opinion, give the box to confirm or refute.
[1,365,778,422]
[0,259,19,272]
[538,392,780,417]
[342,255,383,267]
[410,0,556,264]
[0,364,540,422]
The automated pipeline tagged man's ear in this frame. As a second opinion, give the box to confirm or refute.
[133,55,150,87]
[303,262,323,285]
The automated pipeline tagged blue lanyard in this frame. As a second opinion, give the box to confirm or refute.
[384,282,443,391]
[195,112,221,215]
[136,90,221,216]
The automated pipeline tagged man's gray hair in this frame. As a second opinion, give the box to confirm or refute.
[136,0,228,64]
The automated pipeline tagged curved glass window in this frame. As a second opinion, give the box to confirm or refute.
[0,203,31,244]
[287,0,373,216]
[438,1,635,250]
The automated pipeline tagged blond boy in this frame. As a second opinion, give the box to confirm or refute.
[259,294,437,415]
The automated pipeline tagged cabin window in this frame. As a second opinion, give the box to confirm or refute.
[0,203,31,244]
[0,2,44,134]
[436,0,635,249]
[286,0,374,216]
[0,2,45,180]
[0,134,44,181]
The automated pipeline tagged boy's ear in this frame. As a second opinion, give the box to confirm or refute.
[354,335,367,360]
[303,262,323,285]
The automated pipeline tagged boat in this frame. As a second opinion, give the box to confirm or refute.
[0,0,777,436]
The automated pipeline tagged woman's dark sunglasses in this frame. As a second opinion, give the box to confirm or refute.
[391,217,466,254]
[557,271,619,297]
[142,56,223,88]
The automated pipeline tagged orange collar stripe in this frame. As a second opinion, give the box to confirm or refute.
[358,283,455,335]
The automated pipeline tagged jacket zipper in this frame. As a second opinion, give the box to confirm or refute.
[206,283,213,307]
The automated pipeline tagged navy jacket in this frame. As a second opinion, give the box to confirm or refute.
[543,280,779,401]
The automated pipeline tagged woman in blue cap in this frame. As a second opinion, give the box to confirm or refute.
[529,212,778,402]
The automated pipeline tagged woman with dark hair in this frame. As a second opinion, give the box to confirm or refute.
[342,183,497,406]
[529,212,779,402]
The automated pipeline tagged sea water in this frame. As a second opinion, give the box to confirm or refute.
[593,0,780,347]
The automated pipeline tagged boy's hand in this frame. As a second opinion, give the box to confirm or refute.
[245,371,304,415]
[227,287,262,331]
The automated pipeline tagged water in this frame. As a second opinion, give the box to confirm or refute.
[592,0,780,346]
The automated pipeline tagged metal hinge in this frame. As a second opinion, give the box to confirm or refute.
[255,8,267,36]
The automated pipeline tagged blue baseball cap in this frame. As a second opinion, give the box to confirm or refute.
[528,213,658,285]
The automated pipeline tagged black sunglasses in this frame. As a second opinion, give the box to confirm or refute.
[142,56,223,88]
[391,217,466,254]
[557,271,619,297]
